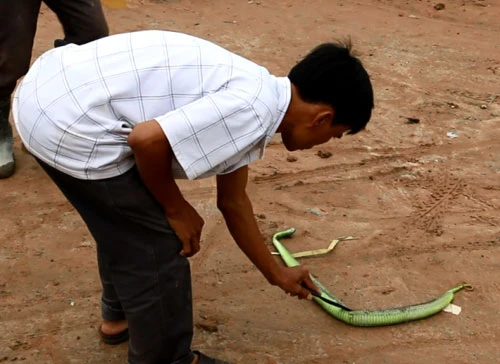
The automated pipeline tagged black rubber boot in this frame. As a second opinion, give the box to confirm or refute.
[0,97,15,179]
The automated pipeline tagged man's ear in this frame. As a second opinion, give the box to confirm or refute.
[312,106,334,127]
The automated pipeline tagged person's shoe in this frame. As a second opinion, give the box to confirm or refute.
[0,98,15,179]
[194,350,231,364]
[54,39,71,48]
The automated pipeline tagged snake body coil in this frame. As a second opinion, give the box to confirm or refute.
[272,228,470,327]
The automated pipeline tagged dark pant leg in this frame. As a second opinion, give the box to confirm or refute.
[0,0,41,177]
[96,238,126,322]
[0,0,41,98]
[43,0,109,45]
[36,160,195,364]
[37,161,125,320]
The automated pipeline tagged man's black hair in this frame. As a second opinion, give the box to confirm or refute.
[288,40,374,134]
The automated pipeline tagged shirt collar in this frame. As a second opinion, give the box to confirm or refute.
[260,76,291,157]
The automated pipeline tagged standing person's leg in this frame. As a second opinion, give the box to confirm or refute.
[0,0,41,178]
[0,97,14,178]
[36,161,196,364]
[43,0,109,46]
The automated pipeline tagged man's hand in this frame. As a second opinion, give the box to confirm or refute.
[269,265,320,300]
[128,120,206,257]
[165,201,205,257]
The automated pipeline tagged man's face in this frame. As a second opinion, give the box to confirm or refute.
[281,122,351,151]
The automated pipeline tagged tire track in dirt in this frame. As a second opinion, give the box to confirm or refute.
[399,171,499,234]
[406,174,465,236]
[368,167,500,262]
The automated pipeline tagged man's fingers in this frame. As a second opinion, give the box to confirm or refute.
[303,274,321,294]
[296,269,319,299]
[285,287,309,300]
[179,238,192,257]
[280,267,321,299]
[180,236,202,257]
[297,285,312,300]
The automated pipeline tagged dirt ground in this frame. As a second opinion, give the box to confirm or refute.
[1,0,499,363]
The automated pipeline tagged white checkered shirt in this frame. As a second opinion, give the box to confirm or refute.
[13,30,291,180]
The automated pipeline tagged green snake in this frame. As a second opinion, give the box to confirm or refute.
[272,227,471,327]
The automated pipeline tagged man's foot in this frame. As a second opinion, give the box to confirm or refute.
[98,319,128,345]
[101,319,128,335]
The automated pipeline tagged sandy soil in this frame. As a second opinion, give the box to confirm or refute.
[1,0,499,363]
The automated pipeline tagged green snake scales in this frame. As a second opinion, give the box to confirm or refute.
[272,227,471,327]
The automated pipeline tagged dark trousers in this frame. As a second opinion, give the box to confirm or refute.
[0,0,109,98]
[36,160,195,364]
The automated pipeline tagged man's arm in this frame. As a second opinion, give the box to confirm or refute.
[127,120,204,257]
[216,166,318,299]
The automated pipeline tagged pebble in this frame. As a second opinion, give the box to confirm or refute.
[317,150,332,158]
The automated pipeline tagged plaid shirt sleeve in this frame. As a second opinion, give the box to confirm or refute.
[156,88,273,180]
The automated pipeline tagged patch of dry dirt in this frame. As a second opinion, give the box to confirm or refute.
[1,1,499,363]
